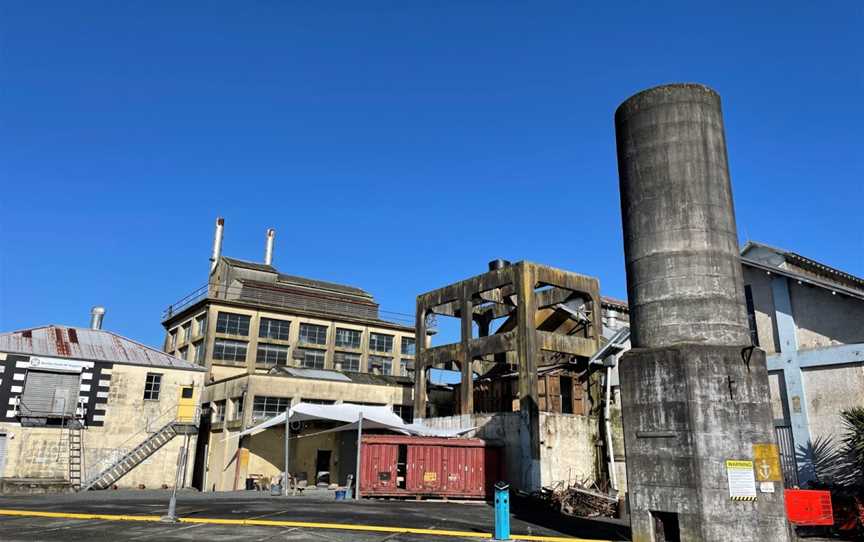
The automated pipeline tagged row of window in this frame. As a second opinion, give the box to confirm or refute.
[169,313,208,350]
[213,312,416,354]
[209,338,413,376]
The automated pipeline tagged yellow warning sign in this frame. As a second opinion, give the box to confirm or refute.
[423,471,437,482]
[753,443,782,482]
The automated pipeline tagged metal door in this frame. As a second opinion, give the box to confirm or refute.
[408,444,442,493]
[177,386,197,422]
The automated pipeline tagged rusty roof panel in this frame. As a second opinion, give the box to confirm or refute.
[0,325,205,371]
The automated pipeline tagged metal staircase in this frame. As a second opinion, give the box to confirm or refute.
[81,421,194,491]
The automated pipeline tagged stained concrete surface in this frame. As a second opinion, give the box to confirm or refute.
[0,489,631,541]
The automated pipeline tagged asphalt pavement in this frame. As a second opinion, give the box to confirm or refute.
[0,489,632,542]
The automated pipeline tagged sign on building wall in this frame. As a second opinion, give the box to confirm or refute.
[753,443,782,482]
[726,460,757,501]
[28,356,83,373]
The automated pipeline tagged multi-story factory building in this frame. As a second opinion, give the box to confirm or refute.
[162,219,417,490]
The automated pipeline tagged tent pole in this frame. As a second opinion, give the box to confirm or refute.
[283,408,290,497]
[354,411,363,499]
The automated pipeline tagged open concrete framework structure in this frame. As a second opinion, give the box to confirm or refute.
[413,261,604,491]
[615,83,789,541]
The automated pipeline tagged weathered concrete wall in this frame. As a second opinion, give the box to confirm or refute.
[0,364,202,490]
[620,345,787,541]
[802,363,864,443]
[790,282,864,350]
[743,266,864,355]
[420,412,600,490]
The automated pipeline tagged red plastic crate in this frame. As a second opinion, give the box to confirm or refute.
[785,489,834,526]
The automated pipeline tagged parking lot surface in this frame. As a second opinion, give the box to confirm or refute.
[0,489,631,541]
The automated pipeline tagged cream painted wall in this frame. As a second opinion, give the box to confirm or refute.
[0,363,204,490]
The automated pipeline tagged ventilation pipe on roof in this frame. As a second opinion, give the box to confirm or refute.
[90,306,106,330]
[210,217,225,273]
[264,228,276,266]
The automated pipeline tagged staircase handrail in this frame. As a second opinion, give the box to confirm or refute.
[80,402,190,489]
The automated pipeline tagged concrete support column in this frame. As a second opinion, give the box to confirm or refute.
[246,313,261,375]
[413,308,428,419]
[515,267,540,491]
[459,290,474,415]
[324,322,337,370]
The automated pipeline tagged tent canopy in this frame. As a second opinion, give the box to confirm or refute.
[235,402,472,440]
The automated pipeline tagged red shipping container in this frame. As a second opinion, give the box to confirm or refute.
[359,435,501,499]
[785,489,834,526]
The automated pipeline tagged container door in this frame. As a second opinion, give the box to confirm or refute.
[364,443,397,492]
[442,446,460,494]
[409,445,442,493]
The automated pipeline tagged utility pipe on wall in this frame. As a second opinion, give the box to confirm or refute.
[604,364,618,491]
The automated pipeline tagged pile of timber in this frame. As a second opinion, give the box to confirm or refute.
[536,479,618,518]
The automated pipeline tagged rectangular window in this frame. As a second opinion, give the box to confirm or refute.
[369,355,392,375]
[257,343,289,365]
[296,348,326,369]
[303,398,335,405]
[400,337,416,356]
[334,328,362,349]
[252,396,291,420]
[196,313,208,338]
[400,359,415,379]
[169,330,177,351]
[213,338,248,362]
[178,346,189,361]
[744,285,760,347]
[334,351,360,372]
[369,333,394,353]
[299,323,328,345]
[181,322,192,343]
[194,341,206,364]
[144,373,162,401]
[393,404,414,424]
[231,396,244,421]
[216,312,250,336]
[259,317,290,341]
[214,400,226,423]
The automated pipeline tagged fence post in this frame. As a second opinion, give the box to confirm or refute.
[494,481,510,541]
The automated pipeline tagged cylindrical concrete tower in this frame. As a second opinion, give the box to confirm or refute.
[615,83,750,349]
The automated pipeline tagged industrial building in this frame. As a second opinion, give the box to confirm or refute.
[741,241,864,487]
[0,309,204,494]
[413,260,631,494]
[162,219,419,491]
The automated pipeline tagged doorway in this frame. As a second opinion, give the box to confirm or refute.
[316,450,332,485]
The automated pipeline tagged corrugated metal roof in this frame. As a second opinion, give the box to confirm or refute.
[0,326,205,371]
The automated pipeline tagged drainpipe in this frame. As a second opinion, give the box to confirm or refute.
[604,363,618,491]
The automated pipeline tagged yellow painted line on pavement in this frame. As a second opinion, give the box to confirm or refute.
[0,508,611,542]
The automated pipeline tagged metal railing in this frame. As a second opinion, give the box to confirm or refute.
[81,403,199,487]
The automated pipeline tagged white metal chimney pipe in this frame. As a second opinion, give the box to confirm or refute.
[210,217,225,272]
[264,228,276,266]
[90,306,106,330]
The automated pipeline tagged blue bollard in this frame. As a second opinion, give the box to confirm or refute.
[494,481,511,541]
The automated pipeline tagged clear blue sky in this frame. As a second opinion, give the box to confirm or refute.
[1,2,861,349]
